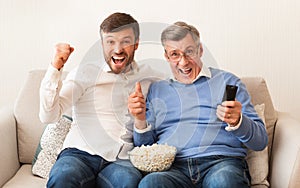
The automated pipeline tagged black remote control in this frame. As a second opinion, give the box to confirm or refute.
[223,85,238,101]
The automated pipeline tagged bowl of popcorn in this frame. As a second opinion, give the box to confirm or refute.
[128,143,177,172]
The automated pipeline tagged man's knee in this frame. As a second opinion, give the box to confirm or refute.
[47,156,94,187]
[203,165,250,188]
[97,161,142,188]
[139,172,173,188]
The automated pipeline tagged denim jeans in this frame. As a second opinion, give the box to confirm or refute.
[139,155,251,188]
[47,148,142,188]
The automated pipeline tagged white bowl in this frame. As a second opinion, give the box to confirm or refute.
[128,144,176,172]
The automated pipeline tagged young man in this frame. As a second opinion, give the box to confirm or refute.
[128,22,268,188]
[39,12,163,188]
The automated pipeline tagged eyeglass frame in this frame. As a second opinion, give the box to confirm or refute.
[164,46,200,62]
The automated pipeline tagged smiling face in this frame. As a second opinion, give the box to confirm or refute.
[101,28,139,74]
[164,33,203,84]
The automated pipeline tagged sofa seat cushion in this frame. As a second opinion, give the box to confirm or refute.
[3,164,46,188]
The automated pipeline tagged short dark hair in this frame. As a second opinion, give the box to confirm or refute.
[100,12,139,41]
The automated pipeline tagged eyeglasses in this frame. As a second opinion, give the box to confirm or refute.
[165,47,198,62]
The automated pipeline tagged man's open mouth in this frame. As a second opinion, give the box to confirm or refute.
[179,68,192,75]
[112,56,126,64]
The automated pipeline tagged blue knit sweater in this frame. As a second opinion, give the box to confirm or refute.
[134,67,268,160]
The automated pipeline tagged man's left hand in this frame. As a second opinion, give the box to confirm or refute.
[216,101,242,126]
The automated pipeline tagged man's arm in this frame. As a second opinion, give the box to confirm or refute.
[128,82,156,146]
[233,114,267,151]
[39,43,74,123]
[217,81,268,151]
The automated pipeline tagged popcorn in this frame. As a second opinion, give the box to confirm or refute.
[128,144,176,172]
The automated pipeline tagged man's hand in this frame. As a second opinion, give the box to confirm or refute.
[128,82,146,124]
[52,43,74,70]
[216,101,242,126]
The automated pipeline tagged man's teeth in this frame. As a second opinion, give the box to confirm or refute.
[113,57,125,64]
[180,68,192,74]
[113,56,123,60]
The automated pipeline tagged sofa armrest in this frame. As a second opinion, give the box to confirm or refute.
[269,112,300,188]
[0,106,20,187]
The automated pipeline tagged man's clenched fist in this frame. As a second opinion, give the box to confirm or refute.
[52,43,74,70]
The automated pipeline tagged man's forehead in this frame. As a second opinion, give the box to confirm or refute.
[165,43,196,51]
[102,28,135,39]
[164,34,197,50]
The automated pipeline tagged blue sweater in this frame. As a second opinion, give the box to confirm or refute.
[134,67,268,160]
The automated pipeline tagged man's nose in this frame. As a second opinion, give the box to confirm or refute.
[178,55,189,66]
[114,43,124,54]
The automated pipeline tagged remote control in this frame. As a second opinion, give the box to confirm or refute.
[222,85,238,101]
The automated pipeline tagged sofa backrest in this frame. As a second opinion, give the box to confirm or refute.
[14,70,68,164]
[241,77,278,156]
[14,70,278,164]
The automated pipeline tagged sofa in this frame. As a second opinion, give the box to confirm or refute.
[0,69,300,188]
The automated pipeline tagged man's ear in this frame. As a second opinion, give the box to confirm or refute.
[134,39,139,50]
[198,43,204,57]
[164,51,170,61]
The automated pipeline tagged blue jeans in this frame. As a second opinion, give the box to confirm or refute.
[139,156,251,188]
[47,148,142,188]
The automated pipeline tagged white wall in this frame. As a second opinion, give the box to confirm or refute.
[1,0,299,121]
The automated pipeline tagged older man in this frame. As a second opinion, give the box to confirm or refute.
[128,21,268,188]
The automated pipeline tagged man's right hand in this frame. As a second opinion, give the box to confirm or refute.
[128,82,146,124]
[52,43,74,70]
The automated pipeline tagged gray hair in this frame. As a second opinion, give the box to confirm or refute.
[161,21,201,47]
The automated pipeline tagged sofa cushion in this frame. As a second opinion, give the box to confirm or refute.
[241,77,278,156]
[14,70,47,164]
[0,107,20,187]
[246,103,269,187]
[2,164,46,188]
[32,115,72,178]
[14,70,68,164]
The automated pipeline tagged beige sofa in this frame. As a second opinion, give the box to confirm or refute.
[0,69,300,188]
